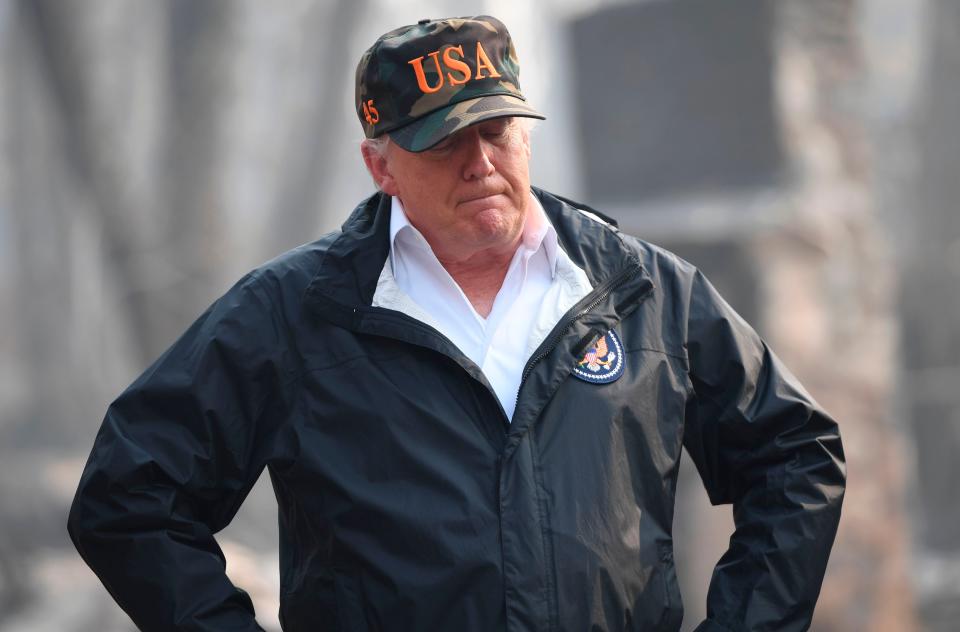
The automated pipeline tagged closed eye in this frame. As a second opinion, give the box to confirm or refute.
[481,121,511,141]
[424,138,455,156]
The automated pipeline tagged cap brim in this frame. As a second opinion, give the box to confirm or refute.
[387,94,545,153]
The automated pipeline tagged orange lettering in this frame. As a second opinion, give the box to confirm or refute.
[362,99,379,125]
[408,51,444,94]
[474,42,501,79]
[443,45,472,86]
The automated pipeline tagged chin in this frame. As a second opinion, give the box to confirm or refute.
[468,210,523,246]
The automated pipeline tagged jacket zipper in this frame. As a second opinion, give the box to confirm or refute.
[511,264,647,632]
[515,265,639,404]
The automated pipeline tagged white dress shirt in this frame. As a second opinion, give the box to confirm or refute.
[371,193,593,421]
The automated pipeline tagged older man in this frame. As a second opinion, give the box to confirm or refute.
[69,15,845,632]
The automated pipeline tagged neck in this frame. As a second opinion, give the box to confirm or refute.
[437,242,518,318]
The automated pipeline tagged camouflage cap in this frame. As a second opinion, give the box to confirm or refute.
[355,15,545,152]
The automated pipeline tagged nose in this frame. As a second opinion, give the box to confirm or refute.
[461,132,495,180]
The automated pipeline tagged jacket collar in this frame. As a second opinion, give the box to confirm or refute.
[302,187,649,317]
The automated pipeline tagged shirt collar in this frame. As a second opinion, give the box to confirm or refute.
[389,192,559,278]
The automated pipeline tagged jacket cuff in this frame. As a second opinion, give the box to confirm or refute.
[692,620,735,632]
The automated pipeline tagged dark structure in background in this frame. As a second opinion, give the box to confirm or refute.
[573,0,784,205]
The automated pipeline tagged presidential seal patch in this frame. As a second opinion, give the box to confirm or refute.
[572,329,624,384]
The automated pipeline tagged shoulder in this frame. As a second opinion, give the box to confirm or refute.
[245,192,385,299]
[536,188,721,355]
[619,233,700,302]
[246,231,341,300]
[535,187,701,295]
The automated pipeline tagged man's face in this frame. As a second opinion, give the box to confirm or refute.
[365,117,532,262]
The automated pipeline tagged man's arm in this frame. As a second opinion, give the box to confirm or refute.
[68,274,294,631]
[681,270,846,632]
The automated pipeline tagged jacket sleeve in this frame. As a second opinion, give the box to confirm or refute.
[68,273,294,631]
[680,270,846,632]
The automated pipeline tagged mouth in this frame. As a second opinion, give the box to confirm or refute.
[459,192,504,205]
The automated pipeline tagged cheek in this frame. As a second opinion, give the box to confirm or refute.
[504,160,531,194]
[404,171,448,204]
[395,165,430,199]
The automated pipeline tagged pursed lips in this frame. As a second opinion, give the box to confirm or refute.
[458,191,504,205]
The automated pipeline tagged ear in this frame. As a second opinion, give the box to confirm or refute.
[360,140,400,195]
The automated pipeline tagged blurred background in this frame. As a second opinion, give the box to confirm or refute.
[0,0,956,630]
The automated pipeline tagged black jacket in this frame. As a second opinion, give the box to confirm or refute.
[69,188,845,632]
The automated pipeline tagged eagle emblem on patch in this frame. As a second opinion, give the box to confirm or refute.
[572,329,624,384]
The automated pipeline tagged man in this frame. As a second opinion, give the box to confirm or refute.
[69,15,845,632]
